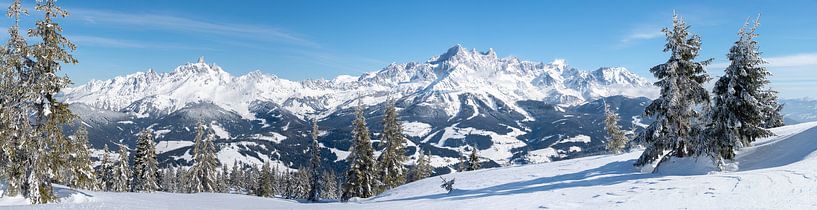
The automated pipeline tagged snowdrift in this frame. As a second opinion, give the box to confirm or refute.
[3,122,817,209]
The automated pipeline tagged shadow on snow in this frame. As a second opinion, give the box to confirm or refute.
[379,159,661,202]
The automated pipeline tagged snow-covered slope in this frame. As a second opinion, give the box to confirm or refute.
[5,122,817,209]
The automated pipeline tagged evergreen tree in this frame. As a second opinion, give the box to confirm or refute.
[283,170,295,199]
[229,161,242,191]
[604,103,629,154]
[219,164,229,193]
[760,90,784,128]
[706,17,776,160]
[112,145,131,192]
[256,162,274,197]
[457,149,466,172]
[68,126,97,190]
[377,101,408,191]
[0,0,27,198]
[0,0,78,203]
[321,170,339,200]
[133,130,159,192]
[409,151,433,182]
[307,119,323,202]
[160,168,176,192]
[467,146,481,171]
[174,167,187,193]
[635,13,712,168]
[341,101,377,202]
[295,166,311,199]
[188,121,220,193]
[244,164,260,195]
[97,144,114,191]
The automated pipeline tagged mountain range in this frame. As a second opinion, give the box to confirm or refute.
[60,45,662,173]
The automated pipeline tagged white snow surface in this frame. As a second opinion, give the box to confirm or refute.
[5,122,817,209]
[154,141,194,154]
[401,121,433,137]
[556,134,592,144]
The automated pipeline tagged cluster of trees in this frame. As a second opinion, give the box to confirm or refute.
[339,100,435,202]
[148,100,437,202]
[67,100,435,203]
[601,13,784,170]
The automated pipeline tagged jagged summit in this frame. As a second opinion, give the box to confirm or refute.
[432,44,499,65]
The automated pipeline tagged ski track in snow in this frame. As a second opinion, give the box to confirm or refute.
[4,122,817,209]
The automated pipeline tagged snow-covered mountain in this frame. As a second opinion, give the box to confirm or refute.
[62,45,653,119]
[60,45,658,173]
[780,98,817,124]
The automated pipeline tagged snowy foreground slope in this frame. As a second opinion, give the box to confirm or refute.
[5,122,817,210]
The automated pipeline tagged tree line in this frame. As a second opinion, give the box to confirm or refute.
[81,99,442,203]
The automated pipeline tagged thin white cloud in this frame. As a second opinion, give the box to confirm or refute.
[710,52,817,69]
[70,35,213,51]
[706,52,817,99]
[616,24,664,49]
[71,35,151,48]
[621,31,664,44]
[69,8,319,48]
[765,53,817,68]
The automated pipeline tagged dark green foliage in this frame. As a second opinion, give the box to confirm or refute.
[635,13,712,167]
[341,101,377,202]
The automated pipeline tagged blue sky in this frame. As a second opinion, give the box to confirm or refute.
[6,0,817,98]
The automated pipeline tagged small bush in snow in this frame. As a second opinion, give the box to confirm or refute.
[439,177,455,193]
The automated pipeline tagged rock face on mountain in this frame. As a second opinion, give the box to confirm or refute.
[61,45,658,174]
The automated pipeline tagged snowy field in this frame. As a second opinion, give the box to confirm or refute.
[3,122,817,210]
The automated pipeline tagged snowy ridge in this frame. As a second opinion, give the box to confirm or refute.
[5,122,817,209]
[61,45,656,120]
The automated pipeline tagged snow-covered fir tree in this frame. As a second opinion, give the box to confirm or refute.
[409,151,433,182]
[244,164,260,195]
[706,17,776,160]
[308,119,323,202]
[68,126,97,190]
[467,146,481,171]
[604,103,629,154]
[377,101,408,191]
[759,89,784,128]
[112,145,132,192]
[256,161,274,197]
[160,168,176,192]
[229,161,242,191]
[321,170,339,199]
[295,166,311,199]
[219,164,230,193]
[188,121,220,193]
[97,144,114,191]
[341,100,378,202]
[282,170,295,199]
[635,13,712,168]
[0,0,78,203]
[133,130,160,192]
[174,167,187,193]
